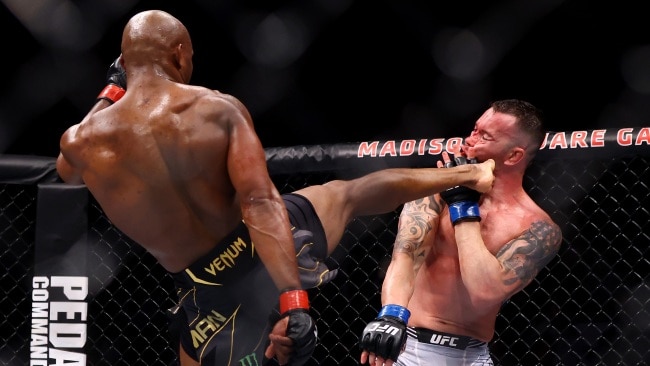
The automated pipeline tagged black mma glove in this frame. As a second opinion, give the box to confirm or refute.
[280,289,317,365]
[359,304,410,362]
[439,155,481,225]
[96,56,126,104]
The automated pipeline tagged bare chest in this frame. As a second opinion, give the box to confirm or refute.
[436,206,533,255]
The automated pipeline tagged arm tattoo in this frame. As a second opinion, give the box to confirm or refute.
[393,197,441,260]
[497,221,562,286]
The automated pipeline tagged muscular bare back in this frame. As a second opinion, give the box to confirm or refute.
[60,80,252,272]
[407,187,561,341]
[57,11,318,365]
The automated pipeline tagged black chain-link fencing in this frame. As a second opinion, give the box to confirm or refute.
[1,148,649,365]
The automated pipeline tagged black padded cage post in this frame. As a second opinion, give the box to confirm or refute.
[1,127,649,365]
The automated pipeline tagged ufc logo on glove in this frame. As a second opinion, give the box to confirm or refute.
[367,322,401,336]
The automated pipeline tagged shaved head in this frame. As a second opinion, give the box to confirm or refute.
[121,10,191,65]
[119,10,193,83]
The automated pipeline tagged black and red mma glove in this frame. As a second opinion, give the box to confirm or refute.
[280,289,317,365]
[439,156,482,225]
[96,56,126,104]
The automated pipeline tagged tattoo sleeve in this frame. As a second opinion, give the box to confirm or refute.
[393,196,442,260]
[497,220,563,287]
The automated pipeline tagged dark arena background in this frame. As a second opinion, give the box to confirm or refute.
[2,0,650,365]
[1,129,650,365]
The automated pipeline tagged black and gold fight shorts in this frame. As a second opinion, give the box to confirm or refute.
[168,193,336,365]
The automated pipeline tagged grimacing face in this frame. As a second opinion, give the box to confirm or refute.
[463,109,523,164]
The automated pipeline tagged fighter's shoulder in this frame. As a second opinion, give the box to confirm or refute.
[210,89,243,104]
[523,206,562,248]
[60,115,115,162]
[528,199,559,227]
[191,87,250,119]
[64,114,108,142]
[493,195,560,243]
[187,86,240,105]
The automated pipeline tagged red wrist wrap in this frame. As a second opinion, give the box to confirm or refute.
[97,84,126,104]
[279,289,309,314]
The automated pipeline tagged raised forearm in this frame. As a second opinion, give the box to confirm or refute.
[454,221,508,304]
[382,198,437,305]
[241,196,302,291]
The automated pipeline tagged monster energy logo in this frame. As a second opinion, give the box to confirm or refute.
[239,353,259,366]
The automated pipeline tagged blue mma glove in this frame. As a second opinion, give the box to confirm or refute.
[439,155,481,225]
